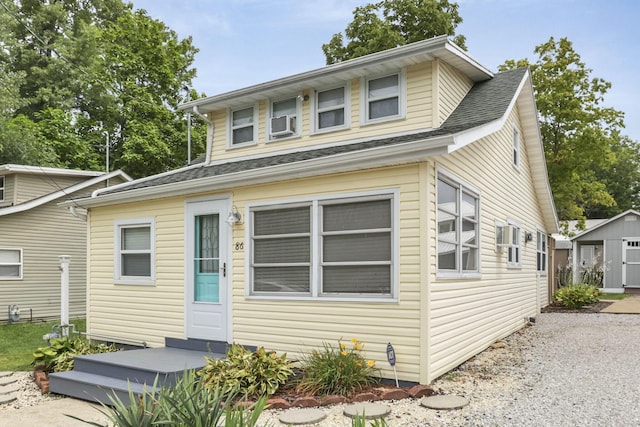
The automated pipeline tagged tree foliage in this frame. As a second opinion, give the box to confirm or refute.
[501,37,632,220]
[322,0,466,64]
[0,0,206,177]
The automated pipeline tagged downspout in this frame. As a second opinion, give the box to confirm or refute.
[69,205,87,221]
[192,105,214,165]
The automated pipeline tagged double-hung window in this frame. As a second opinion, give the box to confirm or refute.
[250,193,395,299]
[115,218,155,285]
[0,176,4,201]
[437,174,479,275]
[536,230,547,274]
[0,249,22,280]
[364,72,403,123]
[230,106,256,147]
[269,97,299,139]
[513,127,520,168]
[507,221,521,268]
[316,86,347,132]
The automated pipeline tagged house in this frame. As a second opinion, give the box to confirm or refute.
[66,36,558,385]
[570,210,640,293]
[0,164,131,323]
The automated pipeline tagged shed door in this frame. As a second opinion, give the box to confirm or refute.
[185,199,228,341]
[622,238,640,288]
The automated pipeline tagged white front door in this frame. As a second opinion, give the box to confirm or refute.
[185,199,228,341]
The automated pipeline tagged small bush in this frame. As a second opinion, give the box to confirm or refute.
[198,344,293,398]
[296,338,380,396]
[32,338,118,373]
[553,284,602,309]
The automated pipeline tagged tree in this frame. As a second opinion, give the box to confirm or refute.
[501,37,626,220]
[322,0,466,64]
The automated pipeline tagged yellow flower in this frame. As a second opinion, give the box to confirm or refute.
[341,351,348,356]
[354,343,362,351]
[367,360,375,367]
[351,338,358,344]
[340,343,346,350]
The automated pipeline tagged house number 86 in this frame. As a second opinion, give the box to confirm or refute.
[235,242,244,251]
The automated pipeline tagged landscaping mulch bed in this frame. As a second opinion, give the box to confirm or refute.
[541,300,613,313]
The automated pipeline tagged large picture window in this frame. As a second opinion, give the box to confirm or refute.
[437,173,479,275]
[0,249,22,280]
[250,193,396,299]
[115,218,155,285]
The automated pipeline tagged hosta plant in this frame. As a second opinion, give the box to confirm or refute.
[553,284,602,309]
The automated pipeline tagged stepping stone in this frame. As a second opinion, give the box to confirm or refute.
[421,394,469,410]
[0,372,13,378]
[0,383,20,395]
[343,402,391,420]
[0,394,17,405]
[278,408,326,425]
[0,377,17,387]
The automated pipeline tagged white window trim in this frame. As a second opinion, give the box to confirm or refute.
[0,176,4,202]
[536,229,548,275]
[267,96,302,142]
[513,125,520,169]
[227,104,259,149]
[436,169,481,279]
[0,248,22,280]
[507,219,522,269]
[114,218,155,285]
[246,189,399,302]
[311,83,350,134]
[361,69,406,126]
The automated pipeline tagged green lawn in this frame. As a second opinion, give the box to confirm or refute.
[0,318,85,371]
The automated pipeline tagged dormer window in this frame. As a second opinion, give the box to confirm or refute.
[229,106,257,147]
[315,86,348,132]
[364,71,405,124]
[269,97,300,139]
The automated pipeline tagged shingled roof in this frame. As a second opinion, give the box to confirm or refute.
[97,67,527,197]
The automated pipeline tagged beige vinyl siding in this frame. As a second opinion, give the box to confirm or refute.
[0,200,87,322]
[436,60,473,127]
[230,165,422,381]
[14,174,88,204]
[426,106,547,382]
[207,62,434,163]
[88,199,187,347]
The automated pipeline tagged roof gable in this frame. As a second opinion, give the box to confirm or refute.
[571,210,640,241]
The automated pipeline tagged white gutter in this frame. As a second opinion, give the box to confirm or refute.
[192,105,214,164]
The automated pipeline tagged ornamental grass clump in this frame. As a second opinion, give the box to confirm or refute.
[296,338,379,396]
[554,284,602,309]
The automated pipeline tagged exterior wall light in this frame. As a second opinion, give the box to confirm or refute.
[226,205,242,226]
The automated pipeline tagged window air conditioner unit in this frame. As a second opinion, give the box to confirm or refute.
[270,115,295,136]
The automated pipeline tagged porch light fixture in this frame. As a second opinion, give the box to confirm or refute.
[226,205,242,226]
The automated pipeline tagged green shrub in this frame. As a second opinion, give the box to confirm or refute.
[296,338,380,396]
[32,338,118,373]
[197,344,293,398]
[553,284,602,309]
[68,370,269,427]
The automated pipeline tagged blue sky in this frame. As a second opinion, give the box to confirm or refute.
[129,0,639,142]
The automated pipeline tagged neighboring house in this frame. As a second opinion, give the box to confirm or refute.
[68,36,558,385]
[0,164,131,323]
[570,210,640,293]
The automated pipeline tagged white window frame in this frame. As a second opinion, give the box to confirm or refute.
[436,170,481,278]
[507,219,521,268]
[0,248,22,280]
[361,70,406,125]
[536,229,547,275]
[114,218,155,285]
[247,190,399,302]
[228,105,258,148]
[312,84,350,134]
[268,96,301,141]
[513,126,520,168]
[0,176,4,202]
